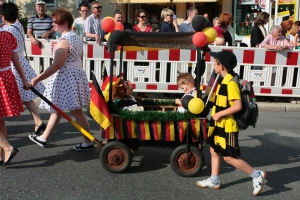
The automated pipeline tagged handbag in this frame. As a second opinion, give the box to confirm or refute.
[11,24,29,61]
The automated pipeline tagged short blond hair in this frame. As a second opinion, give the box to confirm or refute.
[213,17,220,26]
[161,8,174,18]
[177,73,195,86]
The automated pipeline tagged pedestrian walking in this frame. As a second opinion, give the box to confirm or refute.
[0,27,31,166]
[1,2,46,135]
[196,50,266,196]
[29,8,92,151]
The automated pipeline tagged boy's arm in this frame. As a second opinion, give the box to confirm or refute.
[212,99,242,121]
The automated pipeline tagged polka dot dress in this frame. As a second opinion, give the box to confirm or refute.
[4,22,45,102]
[39,31,90,113]
[0,29,24,117]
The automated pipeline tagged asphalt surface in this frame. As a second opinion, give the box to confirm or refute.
[0,101,300,200]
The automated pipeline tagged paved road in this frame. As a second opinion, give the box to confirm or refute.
[0,108,300,200]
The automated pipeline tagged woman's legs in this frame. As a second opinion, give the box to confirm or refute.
[70,109,91,143]
[23,100,43,131]
[0,118,14,162]
[0,118,7,161]
[39,113,61,141]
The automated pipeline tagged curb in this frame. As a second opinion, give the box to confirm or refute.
[257,102,300,112]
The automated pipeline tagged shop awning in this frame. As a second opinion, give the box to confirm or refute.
[111,0,217,3]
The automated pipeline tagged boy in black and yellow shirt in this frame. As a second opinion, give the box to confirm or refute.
[196,50,266,196]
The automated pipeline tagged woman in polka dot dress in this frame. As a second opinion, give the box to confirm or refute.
[2,2,46,135]
[29,8,93,151]
[0,27,31,166]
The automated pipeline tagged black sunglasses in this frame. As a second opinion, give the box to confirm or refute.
[139,16,147,19]
[93,6,102,9]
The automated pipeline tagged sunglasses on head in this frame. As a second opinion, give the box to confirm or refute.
[93,6,102,9]
[139,15,147,19]
[114,9,122,14]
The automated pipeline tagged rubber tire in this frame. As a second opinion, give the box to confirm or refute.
[170,144,204,177]
[100,141,132,173]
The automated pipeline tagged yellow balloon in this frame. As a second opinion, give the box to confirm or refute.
[104,32,111,41]
[202,27,217,43]
[188,98,204,114]
[102,91,110,102]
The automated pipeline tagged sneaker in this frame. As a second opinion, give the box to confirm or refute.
[196,178,221,190]
[28,134,46,147]
[253,171,266,196]
[72,143,95,151]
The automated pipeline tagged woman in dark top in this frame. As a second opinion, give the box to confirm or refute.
[219,12,233,46]
[159,8,179,32]
[250,12,270,47]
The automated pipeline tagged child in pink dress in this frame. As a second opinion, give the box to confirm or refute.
[213,17,225,45]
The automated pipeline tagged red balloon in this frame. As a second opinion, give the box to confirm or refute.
[102,17,116,33]
[192,32,207,48]
[115,22,124,31]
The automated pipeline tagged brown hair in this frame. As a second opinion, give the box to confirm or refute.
[51,8,74,29]
[254,12,270,26]
[289,22,299,36]
[220,12,232,29]
[135,9,148,18]
[177,73,195,86]
[280,20,293,31]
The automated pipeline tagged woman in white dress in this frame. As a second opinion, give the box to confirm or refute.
[29,8,92,151]
[1,2,46,134]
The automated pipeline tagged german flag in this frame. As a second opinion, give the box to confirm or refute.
[90,73,111,129]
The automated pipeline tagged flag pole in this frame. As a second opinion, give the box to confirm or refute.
[30,86,103,147]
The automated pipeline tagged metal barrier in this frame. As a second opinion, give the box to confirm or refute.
[24,37,300,97]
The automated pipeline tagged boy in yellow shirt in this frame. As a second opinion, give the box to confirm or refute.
[196,51,266,196]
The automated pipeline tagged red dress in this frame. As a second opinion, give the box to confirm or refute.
[0,30,24,117]
[133,24,152,32]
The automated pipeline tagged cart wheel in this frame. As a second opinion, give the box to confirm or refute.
[170,144,204,177]
[100,141,132,173]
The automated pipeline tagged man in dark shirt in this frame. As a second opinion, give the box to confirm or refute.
[114,10,133,31]
[27,0,55,46]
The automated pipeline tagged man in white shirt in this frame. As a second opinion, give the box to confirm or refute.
[84,1,104,44]
[179,7,198,32]
[73,3,89,37]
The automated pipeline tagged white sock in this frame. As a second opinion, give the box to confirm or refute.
[210,175,220,184]
[37,136,46,142]
[250,169,259,179]
[81,142,93,147]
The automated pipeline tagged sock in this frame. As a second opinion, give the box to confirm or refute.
[37,136,46,142]
[210,175,220,184]
[81,142,93,147]
[250,169,260,179]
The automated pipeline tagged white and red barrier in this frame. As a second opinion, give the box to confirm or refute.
[24,38,300,97]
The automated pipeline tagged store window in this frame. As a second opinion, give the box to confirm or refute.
[233,0,263,40]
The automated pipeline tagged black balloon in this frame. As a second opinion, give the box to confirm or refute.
[205,18,212,28]
[181,95,194,110]
[108,30,125,45]
[192,15,206,32]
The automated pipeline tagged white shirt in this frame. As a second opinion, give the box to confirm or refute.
[73,17,86,37]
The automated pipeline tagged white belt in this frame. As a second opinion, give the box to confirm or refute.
[64,61,82,68]
[0,66,11,72]
[18,52,24,57]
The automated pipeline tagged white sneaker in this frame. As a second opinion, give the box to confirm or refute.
[196,178,221,190]
[253,171,266,196]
